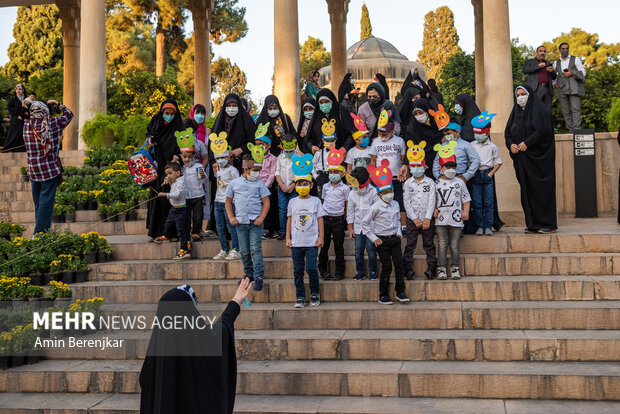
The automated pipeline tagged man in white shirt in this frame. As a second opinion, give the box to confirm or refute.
[553,42,586,130]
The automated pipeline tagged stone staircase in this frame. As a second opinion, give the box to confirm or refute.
[0,151,620,413]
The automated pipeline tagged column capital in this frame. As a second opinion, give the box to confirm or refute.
[326,0,350,25]
[56,0,80,46]
[187,0,214,31]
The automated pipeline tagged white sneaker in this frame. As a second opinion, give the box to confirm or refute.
[213,250,228,260]
[226,249,241,260]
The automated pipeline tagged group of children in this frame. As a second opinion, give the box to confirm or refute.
[156,107,502,306]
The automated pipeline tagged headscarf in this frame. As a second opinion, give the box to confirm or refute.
[255,95,295,155]
[362,82,402,137]
[505,84,553,153]
[15,83,25,101]
[29,101,51,154]
[303,88,348,152]
[366,82,386,118]
[374,73,389,100]
[211,93,257,161]
[146,98,184,173]
[190,104,207,143]
[405,98,443,169]
[401,68,429,97]
[337,73,354,102]
[296,97,316,137]
[397,86,422,128]
[455,93,481,142]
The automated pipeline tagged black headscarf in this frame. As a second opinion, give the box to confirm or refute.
[455,93,481,142]
[362,82,402,139]
[146,98,184,175]
[255,94,295,155]
[210,93,257,164]
[296,97,316,137]
[4,84,27,152]
[404,98,443,175]
[397,86,422,128]
[374,73,389,100]
[337,73,354,102]
[140,286,240,414]
[505,84,557,230]
[303,88,349,152]
[401,68,429,97]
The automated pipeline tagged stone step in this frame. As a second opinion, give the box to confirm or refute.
[72,276,620,303]
[89,252,620,282]
[1,359,619,400]
[11,209,147,224]
[18,220,146,237]
[2,393,620,414]
[100,301,620,330]
[38,329,620,362]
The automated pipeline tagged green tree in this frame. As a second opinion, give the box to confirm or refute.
[360,4,372,40]
[4,5,63,81]
[573,63,619,132]
[211,58,249,114]
[543,28,620,68]
[438,51,475,110]
[511,38,529,90]
[0,73,18,119]
[27,67,63,102]
[210,0,248,44]
[299,36,331,90]
[417,6,461,80]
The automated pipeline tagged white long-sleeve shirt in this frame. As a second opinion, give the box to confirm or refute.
[167,176,187,207]
[346,187,379,234]
[403,176,436,221]
[362,198,402,243]
[182,163,206,199]
[214,166,239,203]
[312,148,330,179]
[275,153,295,187]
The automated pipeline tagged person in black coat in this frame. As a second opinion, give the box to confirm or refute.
[454,93,481,142]
[301,88,351,153]
[400,68,429,99]
[397,86,423,130]
[140,279,252,414]
[403,99,443,179]
[254,94,296,156]
[4,83,27,152]
[374,73,390,101]
[337,73,360,114]
[505,84,557,233]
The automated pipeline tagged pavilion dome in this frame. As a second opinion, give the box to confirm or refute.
[318,36,427,101]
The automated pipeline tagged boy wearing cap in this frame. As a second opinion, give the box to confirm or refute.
[363,159,410,304]
[226,154,271,291]
[286,163,324,308]
[433,144,471,280]
[432,121,480,182]
[275,134,298,240]
[470,114,502,236]
[403,155,437,280]
[347,167,379,281]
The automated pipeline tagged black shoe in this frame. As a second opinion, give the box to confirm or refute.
[332,273,344,281]
[321,272,332,281]
[405,268,415,280]
[262,231,271,239]
[424,267,436,280]
[277,233,285,240]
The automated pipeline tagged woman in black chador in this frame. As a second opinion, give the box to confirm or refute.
[140,279,252,414]
[4,83,27,152]
[505,84,557,233]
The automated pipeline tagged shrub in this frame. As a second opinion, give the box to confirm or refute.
[607,98,620,132]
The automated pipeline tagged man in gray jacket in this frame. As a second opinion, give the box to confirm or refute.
[553,42,586,130]
[523,45,556,109]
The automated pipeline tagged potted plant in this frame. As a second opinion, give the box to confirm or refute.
[115,202,127,221]
[64,205,76,223]
[96,235,114,262]
[48,280,72,307]
[52,204,65,223]
[0,276,13,309]
[20,166,28,182]
[0,332,10,369]
[75,190,89,210]
[0,222,26,241]
[26,285,43,306]
[7,326,25,368]
[71,258,89,283]
[51,255,76,284]
[10,277,29,309]
[97,203,109,221]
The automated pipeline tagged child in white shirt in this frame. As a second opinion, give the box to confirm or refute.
[275,134,298,240]
[212,152,240,261]
[156,162,191,260]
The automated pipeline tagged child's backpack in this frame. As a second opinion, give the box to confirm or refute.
[128,141,158,185]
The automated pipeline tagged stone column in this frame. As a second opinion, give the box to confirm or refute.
[482,0,512,132]
[472,0,485,109]
[326,0,350,89]
[189,0,214,115]
[273,0,300,125]
[57,0,80,150]
[78,0,106,149]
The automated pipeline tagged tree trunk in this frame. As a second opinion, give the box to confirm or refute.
[156,21,165,77]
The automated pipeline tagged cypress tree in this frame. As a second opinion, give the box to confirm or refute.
[417,6,461,80]
[360,4,372,40]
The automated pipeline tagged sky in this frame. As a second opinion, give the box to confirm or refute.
[0,0,617,106]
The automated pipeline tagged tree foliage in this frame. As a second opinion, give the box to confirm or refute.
[543,28,620,68]
[360,4,372,40]
[4,5,63,81]
[27,67,63,102]
[211,57,249,114]
[0,73,18,119]
[438,51,475,111]
[568,63,619,132]
[299,36,331,90]
[417,6,461,80]
[210,0,248,44]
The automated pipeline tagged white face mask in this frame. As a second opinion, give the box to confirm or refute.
[380,193,394,203]
[454,104,463,115]
[444,168,457,179]
[247,170,260,181]
[516,95,528,108]
[415,113,429,124]
[267,109,280,118]
[216,158,228,168]
[444,134,456,142]
[474,133,488,143]
[410,166,425,178]
[379,135,391,142]
[225,106,239,117]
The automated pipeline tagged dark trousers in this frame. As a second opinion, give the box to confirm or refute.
[403,218,437,269]
[292,246,320,299]
[164,206,190,251]
[31,178,58,234]
[265,184,279,234]
[186,197,204,235]
[318,215,346,276]
[376,235,406,297]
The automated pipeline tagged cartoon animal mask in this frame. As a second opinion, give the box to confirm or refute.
[367,158,393,191]
[351,112,368,132]
[175,128,195,152]
[291,153,313,177]
[210,132,229,156]
[471,110,497,133]
[433,140,458,166]
[428,104,450,130]
[377,109,394,132]
[255,122,271,144]
[282,137,297,151]
[247,142,266,165]
[327,147,346,172]
[406,140,426,165]
[321,118,336,139]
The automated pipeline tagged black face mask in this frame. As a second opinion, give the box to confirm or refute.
[412,72,420,80]
[368,97,380,106]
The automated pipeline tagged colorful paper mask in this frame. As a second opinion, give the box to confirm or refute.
[428,104,450,130]
[247,142,266,165]
[321,118,336,140]
[367,159,393,192]
[471,110,497,133]
[175,128,195,152]
[377,109,390,129]
[406,140,426,165]
[209,132,229,156]
[255,122,271,144]
[327,147,345,172]
[350,113,369,139]
[282,137,297,151]
[291,153,313,177]
[434,141,458,166]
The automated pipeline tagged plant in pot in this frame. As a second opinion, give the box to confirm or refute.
[81,232,100,263]
[52,204,66,223]
[0,331,10,369]
[114,202,127,221]
[64,204,76,223]
[75,190,89,210]
[97,203,109,221]
[9,277,30,309]
[25,285,43,305]
[0,276,14,309]
[70,258,90,283]
[50,255,75,284]
[105,202,118,222]
[20,166,28,182]
[96,235,114,262]
[6,326,25,368]
[48,280,72,308]
[0,222,26,241]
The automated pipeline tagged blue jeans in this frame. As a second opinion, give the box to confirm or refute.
[277,187,296,235]
[436,225,461,268]
[470,169,494,230]
[31,178,58,234]
[354,233,377,276]
[236,220,264,279]
[214,202,238,252]
[292,246,319,299]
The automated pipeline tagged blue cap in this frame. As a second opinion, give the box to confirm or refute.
[445,122,462,132]
[376,183,393,193]
[256,136,271,145]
